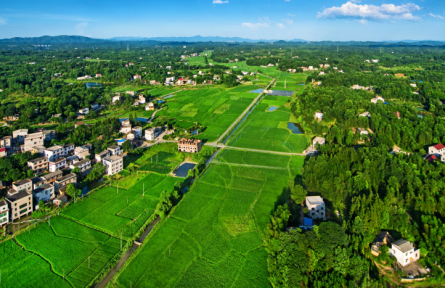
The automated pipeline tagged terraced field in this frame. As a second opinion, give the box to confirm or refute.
[113,150,304,288]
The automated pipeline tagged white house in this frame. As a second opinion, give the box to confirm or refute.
[70,159,91,173]
[107,145,123,156]
[306,196,326,220]
[359,112,371,118]
[132,126,142,138]
[372,59,379,63]
[134,75,142,80]
[358,128,369,135]
[314,111,323,121]
[145,127,162,141]
[63,143,75,156]
[120,125,132,134]
[312,137,326,146]
[78,108,89,115]
[428,144,445,162]
[0,200,9,227]
[49,157,67,172]
[102,155,124,176]
[319,71,325,76]
[138,95,146,104]
[44,145,64,161]
[13,129,28,144]
[371,96,385,104]
[389,239,420,267]
[112,96,120,104]
[410,83,417,88]
[33,184,55,205]
[95,150,111,163]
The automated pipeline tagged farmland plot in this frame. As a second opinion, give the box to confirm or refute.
[114,151,304,287]
[226,95,309,153]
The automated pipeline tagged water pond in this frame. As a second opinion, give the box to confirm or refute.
[85,82,102,89]
[250,89,264,93]
[119,117,148,123]
[158,100,165,104]
[164,95,174,99]
[174,162,196,178]
[267,106,279,112]
[287,122,304,134]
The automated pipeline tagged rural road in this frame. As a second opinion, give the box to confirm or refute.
[210,160,289,170]
[205,142,308,156]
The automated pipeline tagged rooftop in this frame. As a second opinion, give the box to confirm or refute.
[33,184,53,193]
[56,173,76,182]
[103,155,123,163]
[108,145,120,149]
[42,170,63,180]
[28,156,47,163]
[392,239,414,253]
[306,196,324,205]
[0,200,6,207]
[433,143,445,150]
[97,150,110,157]
[46,145,63,152]
[7,190,30,202]
[14,178,31,186]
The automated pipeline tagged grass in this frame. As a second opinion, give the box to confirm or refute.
[113,150,304,288]
[225,95,309,153]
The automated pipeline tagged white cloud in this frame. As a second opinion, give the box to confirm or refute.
[213,0,228,4]
[317,2,421,21]
[242,17,271,29]
[277,23,285,28]
[357,19,368,25]
[429,13,444,19]
[0,17,6,25]
[283,19,293,24]
[75,22,89,35]
[285,0,291,2]
[287,13,295,17]
[350,0,362,3]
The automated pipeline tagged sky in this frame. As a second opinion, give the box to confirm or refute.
[0,0,444,41]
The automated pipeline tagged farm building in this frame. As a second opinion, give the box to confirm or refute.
[178,138,202,153]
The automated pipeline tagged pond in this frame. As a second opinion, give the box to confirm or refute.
[164,95,174,99]
[174,162,196,178]
[158,100,165,104]
[85,82,102,89]
[267,106,279,112]
[192,129,199,135]
[250,89,264,93]
[287,122,304,134]
[119,117,148,123]
[297,84,305,86]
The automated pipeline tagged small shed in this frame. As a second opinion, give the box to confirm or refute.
[53,195,68,206]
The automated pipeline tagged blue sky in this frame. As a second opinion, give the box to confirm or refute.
[0,0,444,41]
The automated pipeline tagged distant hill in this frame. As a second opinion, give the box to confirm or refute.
[0,35,108,44]
[108,35,305,43]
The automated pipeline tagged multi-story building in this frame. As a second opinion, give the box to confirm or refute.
[132,126,142,138]
[32,184,55,205]
[78,108,89,115]
[44,145,64,161]
[41,170,63,185]
[102,155,123,175]
[0,148,6,158]
[31,145,46,155]
[48,157,67,172]
[0,136,12,149]
[10,179,32,194]
[108,146,123,156]
[54,173,77,192]
[145,127,162,141]
[27,156,49,174]
[13,129,28,143]
[42,130,56,141]
[389,239,420,266]
[0,200,9,226]
[305,196,326,220]
[178,138,202,153]
[23,132,44,152]
[121,120,131,126]
[95,150,111,163]
[74,146,90,158]
[120,125,132,134]
[70,159,91,173]
[63,143,75,156]
[6,190,32,221]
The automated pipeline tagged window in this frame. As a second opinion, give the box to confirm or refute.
[20,208,27,214]
[312,213,315,216]
[321,207,324,210]
[311,208,315,211]
[321,212,324,215]
[406,253,408,256]
[406,259,408,263]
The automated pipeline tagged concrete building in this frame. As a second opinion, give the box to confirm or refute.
[358,128,369,135]
[120,125,132,134]
[132,126,142,138]
[428,144,445,162]
[27,157,49,174]
[359,112,371,117]
[53,195,68,206]
[1,136,12,149]
[389,239,420,267]
[23,132,44,152]
[102,155,124,176]
[0,200,9,226]
[71,159,91,173]
[49,157,67,172]
[13,129,28,144]
[108,146,123,156]
[42,130,56,141]
[112,96,120,104]
[305,196,326,220]
[314,111,323,121]
[371,96,385,104]
[95,150,111,163]
[44,145,64,161]
[6,190,32,221]
[312,137,326,146]
[33,184,55,205]
[41,170,63,185]
[0,148,6,158]
[145,127,162,141]
[146,102,155,111]
[178,138,202,153]
[74,146,89,157]
[63,143,75,156]
[10,179,32,194]
[54,173,77,192]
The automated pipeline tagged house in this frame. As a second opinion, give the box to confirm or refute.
[70,159,91,173]
[133,101,140,107]
[178,138,202,153]
[126,91,135,97]
[132,126,142,138]
[13,129,28,143]
[42,130,56,141]
[53,195,68,206]
[371,96,385,104]
[75,122,85,128]
[1,136,12,149]
[126,133,135,141]
[213,75,220,81]
[6,190,32,221]
[410,83,417,87]
[237,75,243,80]
[372,59,379,63]
[95,151,110,163]
[23,132,44,152]
[358,128,369,135]
[54,173,77,192]
[27,157,49,174]
[389,239,420,267]
[0,148,6,158]
[145,127,162,141]
[166,66,171,70]
[129,62,134,66]
[314,111,323,121]
[138,95,146,104]
[108,145,123,156]
[306,196,326,220]
[121,120,131,126]
[63,143,75,156]
[241,71,249,75]
[77,75,92,80]
[91,103,100,110]
[102,155,124,176]
[146,102,155,111]
[0,200,9,226]
[33,184,55,206]
[41,170,63,185]
[394,111,401,119]
[49,157,67,172]
[134,75,142,80]
[426,154,438,163]
[120,125,132,134]
[78,108,89,115]
[319,71,325,75]
[9,179,33,194]
[359,112,371,118]
[428,144,445,162]
[95,73,102,78]
[312,137,326,146]
[44,145,64,161]
[112,96,121,104]
[371,231,394,256]
[149,80,157,85]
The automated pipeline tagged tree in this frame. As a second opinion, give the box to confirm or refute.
[38,200,45,210]
[122,140,132,152]
[72,166,80,175]
[65,183,81,198]
[290,183,307,205]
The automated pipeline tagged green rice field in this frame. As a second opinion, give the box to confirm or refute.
[113,150,304,288]
[225,95,309,153]
[156,86,263,142]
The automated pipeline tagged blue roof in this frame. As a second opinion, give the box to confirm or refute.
[304,217,313,226]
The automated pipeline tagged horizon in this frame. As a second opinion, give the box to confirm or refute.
[1,0,444,41]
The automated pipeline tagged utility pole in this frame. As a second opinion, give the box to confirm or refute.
[120,232,122,251]
[88,256,90,269]
[117,184,119,194]
[143,184,145,197]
